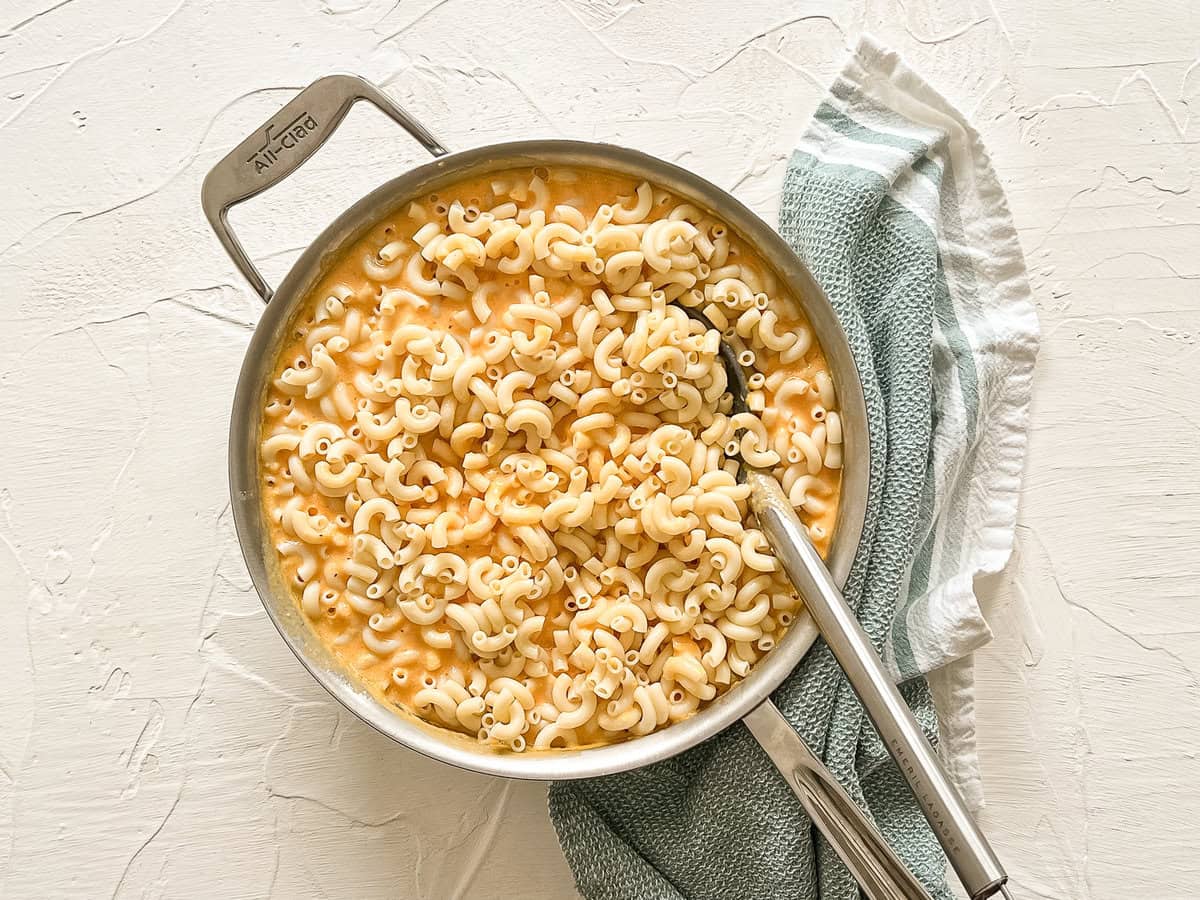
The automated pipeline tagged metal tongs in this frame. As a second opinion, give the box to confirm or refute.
[685,305,1013,900]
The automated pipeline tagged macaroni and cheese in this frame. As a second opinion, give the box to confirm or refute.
[259,167,842,751]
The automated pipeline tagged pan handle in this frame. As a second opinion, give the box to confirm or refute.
[743,701,932,900]
[746,471,1010,900]
[200,74,447,302]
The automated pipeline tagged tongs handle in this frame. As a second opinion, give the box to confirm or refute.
[744,701,933,900]
[201,74,446,303]
[747,471,1010,900]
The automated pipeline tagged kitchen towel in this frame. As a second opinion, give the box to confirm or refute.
[549,34,1039,900]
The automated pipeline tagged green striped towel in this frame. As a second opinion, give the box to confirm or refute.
[549,35,1039,899]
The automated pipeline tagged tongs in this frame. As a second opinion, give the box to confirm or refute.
[685,305,1013,900]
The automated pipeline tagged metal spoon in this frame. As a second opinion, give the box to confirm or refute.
[681,304,1012,900]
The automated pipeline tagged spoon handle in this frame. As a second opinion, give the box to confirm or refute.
[746,471,1010,900]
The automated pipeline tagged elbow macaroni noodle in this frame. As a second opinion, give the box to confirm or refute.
[260,167,842,752]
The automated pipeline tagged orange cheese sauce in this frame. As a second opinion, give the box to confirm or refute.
[259,166,841,750]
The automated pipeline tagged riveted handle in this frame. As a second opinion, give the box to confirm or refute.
[746,470,1010,900]
[201,74,447,302]
[744,701,933,900]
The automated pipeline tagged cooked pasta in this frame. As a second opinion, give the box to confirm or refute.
[260,166,842,752]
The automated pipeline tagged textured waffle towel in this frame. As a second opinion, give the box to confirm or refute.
[549,35,1039,900]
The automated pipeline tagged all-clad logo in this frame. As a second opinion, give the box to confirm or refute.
[247,111,318,174]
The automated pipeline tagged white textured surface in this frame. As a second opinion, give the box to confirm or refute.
[1,2,1196,898]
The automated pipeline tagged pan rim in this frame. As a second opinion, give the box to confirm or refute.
[226,139,870,780]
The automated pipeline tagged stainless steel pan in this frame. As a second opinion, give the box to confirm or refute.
[203,72,871,781]
[202,74,1007,900]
